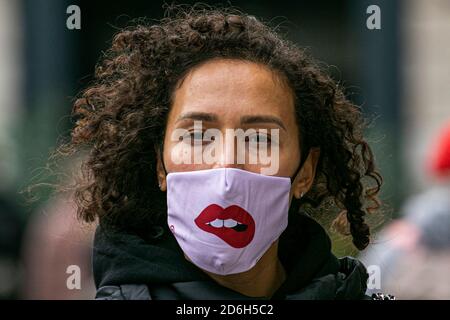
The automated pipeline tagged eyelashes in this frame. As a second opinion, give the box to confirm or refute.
[181,130,273,146]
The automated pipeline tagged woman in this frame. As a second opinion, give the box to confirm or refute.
[66,6,384,299]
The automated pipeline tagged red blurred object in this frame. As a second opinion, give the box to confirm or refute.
[429,120,450,177]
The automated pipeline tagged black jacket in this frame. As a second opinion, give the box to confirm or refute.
[93,211,370,300]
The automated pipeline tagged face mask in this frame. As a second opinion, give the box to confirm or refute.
[166,167,295,275]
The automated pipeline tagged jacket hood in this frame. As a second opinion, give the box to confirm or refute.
[93,207,369,300]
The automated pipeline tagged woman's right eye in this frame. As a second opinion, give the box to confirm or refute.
[181,131,213,145]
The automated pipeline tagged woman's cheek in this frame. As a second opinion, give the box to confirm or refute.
[166,142,208,172]
[168,142,192,165]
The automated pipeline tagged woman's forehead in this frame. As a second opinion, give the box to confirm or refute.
[170,59,296,123]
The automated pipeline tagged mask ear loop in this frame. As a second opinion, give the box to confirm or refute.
[159,142,168,177]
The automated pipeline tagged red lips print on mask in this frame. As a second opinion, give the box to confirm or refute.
[194,204,256,248]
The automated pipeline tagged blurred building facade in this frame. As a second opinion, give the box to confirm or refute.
[402,0,450,190]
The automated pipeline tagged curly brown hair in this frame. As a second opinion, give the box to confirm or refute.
[62,5,382,250]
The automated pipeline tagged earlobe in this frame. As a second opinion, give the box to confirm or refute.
[291,165,306,199]
[157,160,167,191]
[292,178,305,199]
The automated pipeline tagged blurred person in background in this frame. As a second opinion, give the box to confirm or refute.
[360,120,450,299]
[21,158,96,299]
[20,193,96,299]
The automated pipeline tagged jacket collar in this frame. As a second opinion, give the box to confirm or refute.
[93,209,368,299]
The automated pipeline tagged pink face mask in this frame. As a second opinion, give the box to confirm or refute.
[166,168,291,275]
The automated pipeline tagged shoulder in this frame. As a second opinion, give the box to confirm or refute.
[95,284,151,300]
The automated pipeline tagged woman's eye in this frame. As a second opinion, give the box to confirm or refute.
[183,131,214,145]
[246,133,271,144]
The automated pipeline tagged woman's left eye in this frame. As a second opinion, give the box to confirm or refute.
[245,133,271,144]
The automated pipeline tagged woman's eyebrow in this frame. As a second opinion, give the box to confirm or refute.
[240,115,286,131]
[176,111,218,123]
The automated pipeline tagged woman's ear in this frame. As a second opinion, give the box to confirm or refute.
[292,147,320,199]
[155,145,167,192]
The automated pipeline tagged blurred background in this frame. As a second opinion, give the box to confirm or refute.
[0,0,449,299]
